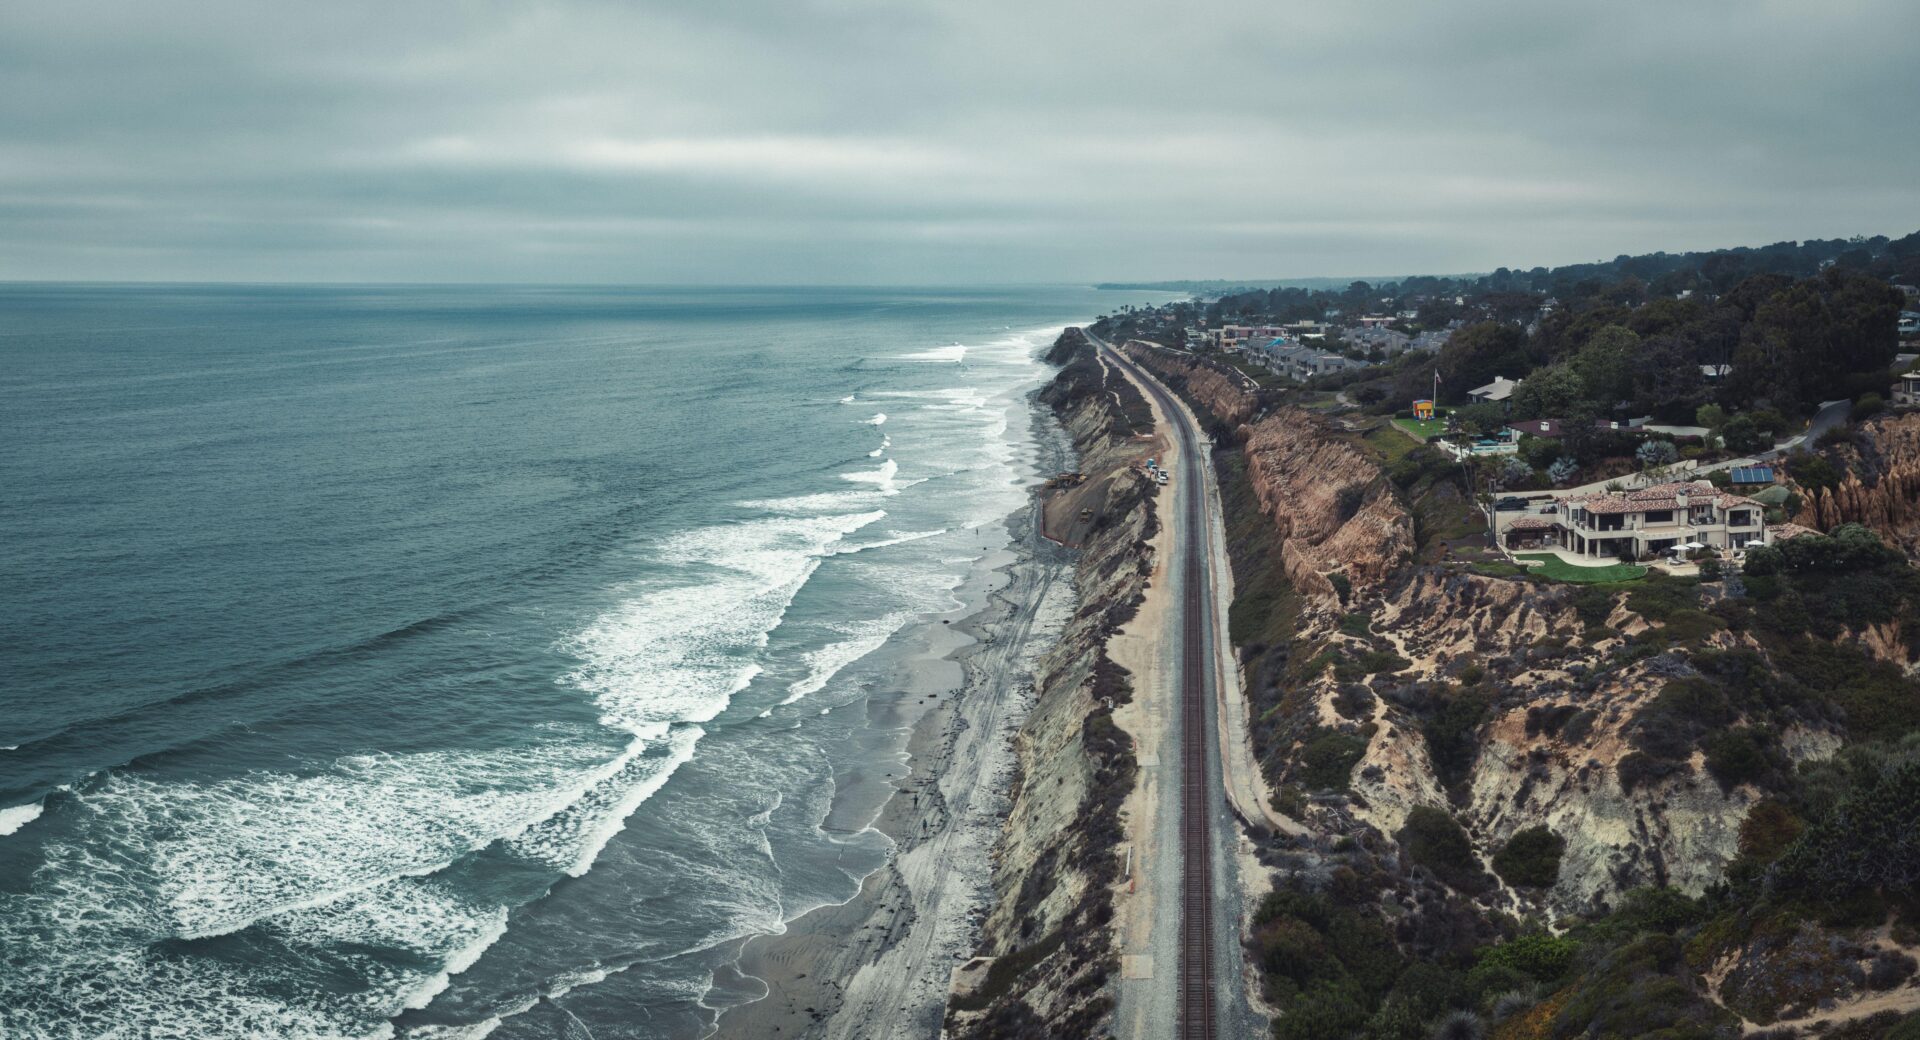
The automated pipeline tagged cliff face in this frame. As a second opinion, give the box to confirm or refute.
[1117,346,1262,428]
[1795,412,1920,555]
[1240,411,1414,599]
[1280,560,1806,914]
[948,330,1155,1038]
[1125,345,1413,601]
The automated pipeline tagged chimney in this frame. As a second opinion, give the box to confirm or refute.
[1540,421,1551,433]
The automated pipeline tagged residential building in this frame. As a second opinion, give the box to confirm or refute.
[1212,324,1288,350]
[1409,329,1452,352]
[1345,326,1412,356]
[1700,364,1733,380]
[1506,417,1647,441]
[1894,371,1920,408]
[1502,480,1766,559]
[1469,375,1522,406]
[1505,418,1565,439]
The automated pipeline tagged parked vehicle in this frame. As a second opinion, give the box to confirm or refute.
[1494,497,1529,511]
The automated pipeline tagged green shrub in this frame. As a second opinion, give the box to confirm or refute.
[1772,759,1920,898]
[1298,729,1368,791]
[1424,689,1490,790]
[1737,800,1804,863]
[1493,826,1566,888]
[1570,586,1615,628]
[1399,806,1492,893]
[1548,933,1738,1039]
[1479,932,1579,982]
[1702,726,1788,791]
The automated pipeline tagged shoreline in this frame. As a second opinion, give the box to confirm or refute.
[712,386,1080,1039]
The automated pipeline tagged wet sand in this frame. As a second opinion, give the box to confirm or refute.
[714,394,1078,1040]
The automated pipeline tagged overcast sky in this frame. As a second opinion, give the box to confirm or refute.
[3,0,1917,284]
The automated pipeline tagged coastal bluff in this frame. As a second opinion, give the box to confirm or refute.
[945,329,1159,1038]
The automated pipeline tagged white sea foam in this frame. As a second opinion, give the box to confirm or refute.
[781,613,911,705]
[60,741,622,941]
[564,510,885,736]
[892,345,966,363]
[839,394,856,404]
[832,527,946,555]
[864,412,887,425]
[0,801,42,836]
[507,726,702,876]
[839,458,899,494]
[736,489,882,514]
[868,434,891,458]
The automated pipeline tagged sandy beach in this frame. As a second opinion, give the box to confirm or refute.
[713,392,1079,1040]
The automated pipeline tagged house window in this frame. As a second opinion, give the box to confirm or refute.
[1643,510,1673,524]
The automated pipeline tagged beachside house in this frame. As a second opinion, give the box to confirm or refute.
[1212,324,1287,351]
[1501,480,1766,560]
[1895,371,1920,408]
[1469,375,1521,407]
[1505,418,1564,439]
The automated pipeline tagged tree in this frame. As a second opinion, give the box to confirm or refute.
[1695,403,1727,448]
[1434,322,1530,402]
[1570,325,1640,407]
[1507,364,1586,421]
[1548,457,1579,485]
[1519,435,1562,469]
[1452,402,1508,436]
[1633,334,1708,422]
[1492,827,1566,888]
[1499,456,1534,487]
[1722,414,1769,454]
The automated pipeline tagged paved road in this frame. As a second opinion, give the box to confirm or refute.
[1088,330,1261,1040]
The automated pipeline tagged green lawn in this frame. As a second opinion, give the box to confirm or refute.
[1515,553,1646,584]
[1392,416,1449,441]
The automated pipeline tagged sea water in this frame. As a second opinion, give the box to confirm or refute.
[0,284,1161,1039]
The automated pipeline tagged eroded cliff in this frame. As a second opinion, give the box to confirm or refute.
[1795,411,1920,555]
[946,329,1156,1038]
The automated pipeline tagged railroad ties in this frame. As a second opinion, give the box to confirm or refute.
[1103,340,1219,1040]
[1175,393,1217,1040]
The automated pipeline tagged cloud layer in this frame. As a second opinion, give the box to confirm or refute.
[3,0,1917,283]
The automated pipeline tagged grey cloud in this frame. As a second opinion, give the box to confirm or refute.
[1,0,1915,283]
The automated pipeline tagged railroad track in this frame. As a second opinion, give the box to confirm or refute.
[1096,335,1218,1040]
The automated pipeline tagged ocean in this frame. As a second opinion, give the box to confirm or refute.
[0,284,1161,1039]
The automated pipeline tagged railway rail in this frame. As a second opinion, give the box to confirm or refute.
[1097,335,1219,1040]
